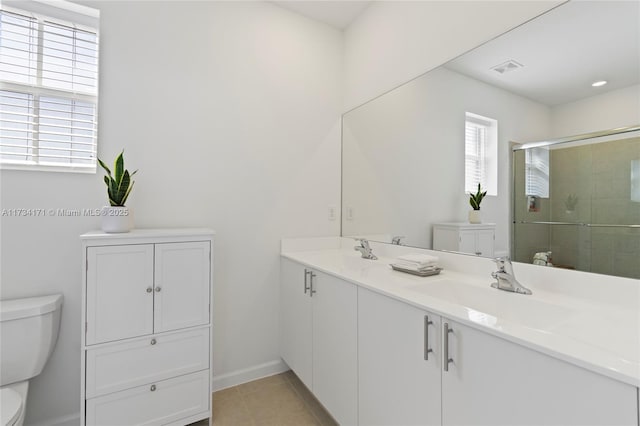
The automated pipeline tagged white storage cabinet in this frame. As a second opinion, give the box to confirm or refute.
[81,229,214,426]
[433,222,495,257]
[280,257,357,425]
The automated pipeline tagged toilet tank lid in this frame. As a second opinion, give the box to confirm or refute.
[0,294,63,322]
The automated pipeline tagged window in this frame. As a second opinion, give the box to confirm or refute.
[525,147,549,198]
[0,2,99,172]
[464,112,497,195]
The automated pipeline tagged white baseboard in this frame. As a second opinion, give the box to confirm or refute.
[28,412,80,426]
[212,359,289,392]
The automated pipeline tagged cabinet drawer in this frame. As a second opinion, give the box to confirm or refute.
[86,328,209,398]
[86,370,209,426]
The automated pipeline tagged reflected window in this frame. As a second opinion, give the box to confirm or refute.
[525,147,549,198]
[464,112,497,195]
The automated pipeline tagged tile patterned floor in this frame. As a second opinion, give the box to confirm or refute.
[191,370,338,426]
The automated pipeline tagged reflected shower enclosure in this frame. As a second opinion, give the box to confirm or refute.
[513,128,640,279]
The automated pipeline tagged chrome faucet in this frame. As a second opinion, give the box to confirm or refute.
[491,257,532,295]
[354,239,378,260]
[391,236,405,245]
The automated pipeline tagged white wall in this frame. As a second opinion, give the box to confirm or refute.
[343,0,563,111]
[0,1,343,424]
[550,84,640,137]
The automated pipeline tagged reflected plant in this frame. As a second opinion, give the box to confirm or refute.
[469,183,487,211]
[565,194,578,212]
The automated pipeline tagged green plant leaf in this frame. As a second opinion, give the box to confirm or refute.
[114,151,124,185]
[97,158,111,176]
[114,170,130,206]
[121,181,135,206]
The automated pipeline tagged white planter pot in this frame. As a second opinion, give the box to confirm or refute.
[468,210,481,224]
[101,206,133,233]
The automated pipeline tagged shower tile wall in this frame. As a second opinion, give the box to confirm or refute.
[514,136,640,279]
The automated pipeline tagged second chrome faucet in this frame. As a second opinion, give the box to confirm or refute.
[491,257,532,295]
[354,239,378,260]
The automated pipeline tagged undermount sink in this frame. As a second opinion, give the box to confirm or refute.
[404,278,574,330]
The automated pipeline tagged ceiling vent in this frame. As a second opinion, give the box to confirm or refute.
[491,60,524,74]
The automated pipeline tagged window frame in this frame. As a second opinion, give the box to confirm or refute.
[464,112,498,196]
[0,4,99,173]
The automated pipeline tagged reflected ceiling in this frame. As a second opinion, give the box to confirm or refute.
[445,1,640,106]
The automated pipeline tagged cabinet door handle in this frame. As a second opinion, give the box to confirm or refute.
[443,322,453,372]
[150,338,157,345]
[155,287,162,292]
[150,384,156,392]
[303,269,311,294]
[424,315,433,360]
[146,287,153,293]
[310,272,317,296]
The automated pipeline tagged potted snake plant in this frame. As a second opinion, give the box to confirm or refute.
[98,150,137,233]
[468,183,487,224]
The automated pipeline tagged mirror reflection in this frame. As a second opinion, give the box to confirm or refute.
[513,129,640,278]
[341,1,640,279]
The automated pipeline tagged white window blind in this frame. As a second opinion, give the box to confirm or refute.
[464,112,497,195]
[0,6,99,172]
[525,147,549,198]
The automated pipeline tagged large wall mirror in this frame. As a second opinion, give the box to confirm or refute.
[342,1,640,279]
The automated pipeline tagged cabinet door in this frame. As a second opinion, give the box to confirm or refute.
[154,242,210,333]
[358,287,442,426]
[441,319,638,426]
[312,270,357,426]
[458,230,477,254]
[280,258,313,388]
[476,229,495,257]
[86,245,154,345]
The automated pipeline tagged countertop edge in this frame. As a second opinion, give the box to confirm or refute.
[281,250,640,388]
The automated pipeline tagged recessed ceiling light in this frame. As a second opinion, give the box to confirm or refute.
[592,80,607,87]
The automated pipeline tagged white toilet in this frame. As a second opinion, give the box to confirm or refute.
[0,294,63,426]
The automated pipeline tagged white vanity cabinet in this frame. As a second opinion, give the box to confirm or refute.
[81,229,214,426]
[280,258,357,425]
[433,222,495,257]
[358,287,442,426]
[441,319,638,426]
[360,287,638,426]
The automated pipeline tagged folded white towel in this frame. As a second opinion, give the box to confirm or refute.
[396,253,439,267]
[392,261,439,272]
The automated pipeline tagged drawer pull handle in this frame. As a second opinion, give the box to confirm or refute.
[424,315,433,360]
[310,272,317,296]
[304,269,311,294]
[150,338,157,345]
[443,322,453,372]
[155,287,162,292]
[146,287,153,293]
[150,384,156,392]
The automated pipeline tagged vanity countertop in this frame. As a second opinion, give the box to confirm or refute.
[281,246,640,387]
